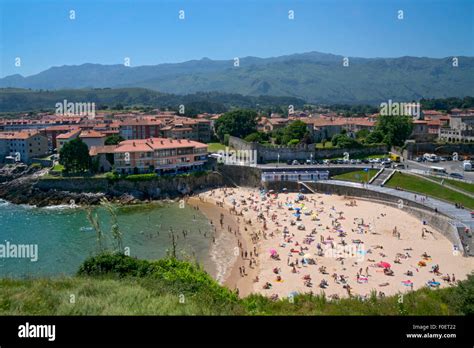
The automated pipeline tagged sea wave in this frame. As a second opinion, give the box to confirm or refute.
[0,199,10,207]
[41,203,80,210]
[210,229,238,284]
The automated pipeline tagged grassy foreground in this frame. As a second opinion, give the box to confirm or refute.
[0,253,472,315]
[386,172,474,209]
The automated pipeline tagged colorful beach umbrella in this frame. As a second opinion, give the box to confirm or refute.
[378,261,391,269]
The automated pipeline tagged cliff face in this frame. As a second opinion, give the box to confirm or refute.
[0,171,226,206]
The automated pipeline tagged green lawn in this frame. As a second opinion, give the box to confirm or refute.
[207,142,227,153]
[51,163,64,171]
[386,172,474,209]
[428,176,474,194]
[315,142,335,149]
[444,179,474,194]
[332,169,379,183]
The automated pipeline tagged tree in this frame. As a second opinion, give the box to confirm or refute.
[366,130,384,144]
[105,134,124,145]
[374,115,413,147]
[331,134,362,148]
[356,129,370,140]
[244,132,269,143]
[281,120,310,145]
[214,109,258,142]
[59,138,91,173]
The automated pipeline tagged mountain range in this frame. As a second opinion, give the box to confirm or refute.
[1,52,473,104]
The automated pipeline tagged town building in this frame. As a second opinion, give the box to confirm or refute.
[114,138,208,175]
[439,113,474,142]
[0,131,48,163]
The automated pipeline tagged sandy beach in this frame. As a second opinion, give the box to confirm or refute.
[187,196,258,296]
[195,187,474,300]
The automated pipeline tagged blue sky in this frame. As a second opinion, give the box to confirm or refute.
[0,0,473,77]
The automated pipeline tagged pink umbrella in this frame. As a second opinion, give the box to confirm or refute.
[269,249,277,255]
[378,261,391,269]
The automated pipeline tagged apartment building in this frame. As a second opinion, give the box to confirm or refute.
[0,131,48,163]
[1,116,83,131]
[119,118,164,140]
[439,113,474,142]
[114,138,208,175]
[79,130,106,148]
[118,116,212,143]
[56,129,106,152]
[56,129,82,152]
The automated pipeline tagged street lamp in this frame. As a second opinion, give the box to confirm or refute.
[310,153,313,165]
[277,153,280,167]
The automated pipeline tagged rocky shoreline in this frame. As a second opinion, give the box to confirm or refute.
[0,165,226,207]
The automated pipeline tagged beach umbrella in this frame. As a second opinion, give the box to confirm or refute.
[379,261,391,269]
[294,207,301,211]
[304,253,312,259]
[268,190,275,193]
[269,248,277,255]
[293,213,301,218]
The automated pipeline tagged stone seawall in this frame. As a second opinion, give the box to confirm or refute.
[217,165,262,187]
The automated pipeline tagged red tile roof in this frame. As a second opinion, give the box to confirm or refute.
[0,130,40,140]
[114,137,207,153]
[79,130,105,138]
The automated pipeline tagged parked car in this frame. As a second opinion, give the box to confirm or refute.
[393,163,405,169]
[361,159,370,164]
[323,159,330,165]
[449,172,464,179]
[292,160,299,165]
[439,156,447,161]
[414,157,422,162]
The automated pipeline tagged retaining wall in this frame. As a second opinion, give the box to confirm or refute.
[229,136,387,163]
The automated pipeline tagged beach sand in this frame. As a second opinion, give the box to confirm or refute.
[196,187,474,300]
[187,196,257,296]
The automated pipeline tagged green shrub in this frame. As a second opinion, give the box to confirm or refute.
[124,173,157,181]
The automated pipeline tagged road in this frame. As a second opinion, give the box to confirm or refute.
[404,159,474,182]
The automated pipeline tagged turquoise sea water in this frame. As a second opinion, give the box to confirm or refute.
[0,200,215,278]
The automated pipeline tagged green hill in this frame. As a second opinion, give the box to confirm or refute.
[1,52,473,104]
[0,88,306,113]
